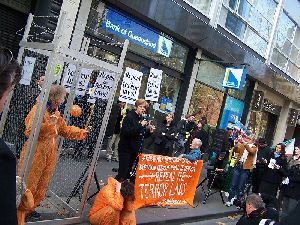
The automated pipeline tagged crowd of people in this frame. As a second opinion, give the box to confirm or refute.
[1,46,300,225]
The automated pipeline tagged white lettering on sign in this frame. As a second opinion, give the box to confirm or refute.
[19,56,36,85]
[91,71,115,100]
[119,67,143,105]
[145,68,163,102]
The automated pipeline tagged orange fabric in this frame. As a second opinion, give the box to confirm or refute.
[18,104,87,212]
[17,189,34,225]
[134,154,203,209]
[120,200,136,225]
[234,143,257,170]
[89,177,124,225]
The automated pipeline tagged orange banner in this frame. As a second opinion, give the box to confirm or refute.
[134,154,203,209]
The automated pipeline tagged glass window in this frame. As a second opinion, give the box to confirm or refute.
[238,0,251,19]
[219,0,277,57]
[287,61,298,79]
[271,49,288,71]
[196,59,226,92]
[184,0,213,15]
[224,9,246,38]
[188,82,224,127]
[85,6,189,73]
[244,27,268,56]
[294,27,300,49]
[290,45,299,62]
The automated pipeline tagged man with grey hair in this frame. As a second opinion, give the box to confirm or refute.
[237,194,277,225]
[178,138,202,162]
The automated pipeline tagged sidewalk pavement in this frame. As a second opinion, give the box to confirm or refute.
[78,152,241,225]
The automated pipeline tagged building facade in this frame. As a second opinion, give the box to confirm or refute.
[1,0,300,145]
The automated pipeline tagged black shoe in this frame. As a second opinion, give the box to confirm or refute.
[27,211,41,219]
[112,167,119,172]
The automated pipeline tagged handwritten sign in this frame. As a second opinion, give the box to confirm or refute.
[19,56,36,85]
[119,67,143,105]
[135,154,203,209]
[76,68,93,96]
[62,64,76,92]
[145,68,163,102]
[91,71,115,100]
[62,64,93,95]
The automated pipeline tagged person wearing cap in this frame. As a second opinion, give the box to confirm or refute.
[252,138,273,193]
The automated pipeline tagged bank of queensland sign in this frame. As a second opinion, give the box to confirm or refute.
[102,8,173,57]
[222,67,247,90]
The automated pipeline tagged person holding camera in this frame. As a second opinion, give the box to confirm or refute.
[115,99,155,182]
[236,194,278,225]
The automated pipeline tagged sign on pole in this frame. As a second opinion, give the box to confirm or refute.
[134,154,203,209]
[145,68,163,102]
[119,67,143,105]
[222,67,246,90]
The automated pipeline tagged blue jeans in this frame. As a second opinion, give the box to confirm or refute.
[228,165,249,201]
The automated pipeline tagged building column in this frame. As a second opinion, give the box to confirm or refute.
[69,0,93,51]
[182,49,202,116]
[273,100,291,145]
[56,0,81,48]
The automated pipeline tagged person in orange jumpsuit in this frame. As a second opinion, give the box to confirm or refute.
[89,177,135,225]
[18,84,90,218]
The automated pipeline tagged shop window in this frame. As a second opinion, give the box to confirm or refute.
[85,4,188,73]
[188,82,224,127]
[247,111,269,139]
[112,60,180,122]
[184,0,213,16]
[219,96,245,129]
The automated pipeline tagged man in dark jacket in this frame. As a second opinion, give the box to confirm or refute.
[237,194,278,225]
[0,47,22,225]
[115,99,155,182]
[252,138,273,193]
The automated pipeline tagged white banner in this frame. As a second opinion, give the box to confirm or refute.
[62,64,76,92]
[145,68,163,102]
[62,64,93,95]
[19,56,36,85]
[91,71,115,100]
[119,67,143,105]
[76,68,93,96]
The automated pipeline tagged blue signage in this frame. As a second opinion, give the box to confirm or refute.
[102,8,172,57]
[222,67,247,90]
[219,96,244,129]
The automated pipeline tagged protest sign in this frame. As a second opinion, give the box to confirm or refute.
[62,64,76,92]
[135,154,203,209]
[76,68,93,96]
[119,67,143,105]
[19,56,36,85]
[91,71,115,100]
[145,68,163,102]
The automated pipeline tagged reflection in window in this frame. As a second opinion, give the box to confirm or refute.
[244,28,268,56]
[184,0,213,15]
[219,0,277,57]
[272,11,300,80]
[188,82,224,127]
[247,111,268,139]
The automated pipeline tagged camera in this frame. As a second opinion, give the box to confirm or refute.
[142,114,151,121]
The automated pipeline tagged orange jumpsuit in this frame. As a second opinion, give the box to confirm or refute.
[120,200,136,225]
[18,104,87,211]
[89,177,124,225]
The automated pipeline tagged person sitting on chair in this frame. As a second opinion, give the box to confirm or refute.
[178,138,202,162]
[207,152,228,189]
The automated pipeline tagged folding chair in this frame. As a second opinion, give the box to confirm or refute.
[196,169,225,204]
